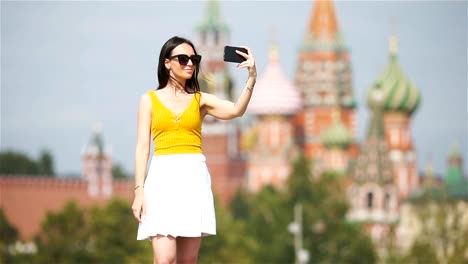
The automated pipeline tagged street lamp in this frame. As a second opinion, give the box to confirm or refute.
[288,203,310,264]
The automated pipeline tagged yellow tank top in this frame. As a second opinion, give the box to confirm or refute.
[148,90,202,155]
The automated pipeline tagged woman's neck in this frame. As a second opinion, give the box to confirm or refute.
[165,79,187,95]
[166,77,186,94]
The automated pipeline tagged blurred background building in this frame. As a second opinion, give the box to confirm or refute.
[1,0,466,260]
[0,126,133,240]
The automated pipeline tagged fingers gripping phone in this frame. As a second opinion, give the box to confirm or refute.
[223,46,247,63]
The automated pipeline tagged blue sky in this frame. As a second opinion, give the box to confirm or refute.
[1,1,467,177]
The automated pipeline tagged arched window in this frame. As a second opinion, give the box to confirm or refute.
[367,192,374,209]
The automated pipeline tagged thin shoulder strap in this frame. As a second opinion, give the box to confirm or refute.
[148,90,158,109]
[194,92,201,106]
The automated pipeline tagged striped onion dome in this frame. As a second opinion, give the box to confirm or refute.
[367,35,421,115]
[248,44,302,115]
[321,110,352,149]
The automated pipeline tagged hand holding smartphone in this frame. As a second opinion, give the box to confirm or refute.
[223,46,248,63]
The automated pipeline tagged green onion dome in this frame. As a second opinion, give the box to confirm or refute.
[367,36,421,115]
[321,110,352,149]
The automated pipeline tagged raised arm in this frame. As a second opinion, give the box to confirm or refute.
[201,46,257,120]
[132,92,152,222]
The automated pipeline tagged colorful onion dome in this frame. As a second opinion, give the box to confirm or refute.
[367,35,421,115]
[248,44,302,115]
[321,110,352,149]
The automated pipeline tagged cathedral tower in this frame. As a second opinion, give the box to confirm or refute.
[347,88,399,245]
[368,32,421,199]
[246,42,302,192]
[294,0,357,162]
[445,144,468,199]
[81,124,113,197]
[194,0,243,204]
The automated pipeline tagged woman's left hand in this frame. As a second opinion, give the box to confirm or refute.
[236,46,257,77]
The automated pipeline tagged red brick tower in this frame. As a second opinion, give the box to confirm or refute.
[347,88,399,246]
[367,33,421,199]
[194,0,244,204]
[294,0,357,165]
[81,124,113,198]
[245,42,302,192]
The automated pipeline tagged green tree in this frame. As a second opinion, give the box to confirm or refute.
[380,225,407,263]
[199,195,257,263]
[230,189,250,220]
[37,149,55,176]
[0,208,38,263]
[285,155,377,264]
[34,201,93,263]
[112,163,130,179]
[244,185,294,263]
[32,198,156,263]
[0,208,19,262]
[405,195,468,264]
[404,241,439,264]
[218,154,376,263]
[0,151,39,175]
[89,198,152,263]
[0,150,55,176]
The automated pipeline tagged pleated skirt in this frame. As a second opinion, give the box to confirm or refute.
[137,154,216,240]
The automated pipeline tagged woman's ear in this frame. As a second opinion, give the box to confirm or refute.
[165,59,170,70]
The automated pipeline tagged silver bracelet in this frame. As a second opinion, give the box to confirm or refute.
[134,185,144,191]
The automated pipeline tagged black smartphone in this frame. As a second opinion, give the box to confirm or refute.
[223,46,247,63]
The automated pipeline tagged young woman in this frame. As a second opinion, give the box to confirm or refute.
[131,36,256,264]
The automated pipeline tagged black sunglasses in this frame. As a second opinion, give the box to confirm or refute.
[169,54,202,66]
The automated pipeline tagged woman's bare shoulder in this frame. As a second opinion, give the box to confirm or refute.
[198,91,208,106]
[199,91,216,103]
[138,91,153,108]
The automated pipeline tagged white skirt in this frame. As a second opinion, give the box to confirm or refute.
[137,154,216,240]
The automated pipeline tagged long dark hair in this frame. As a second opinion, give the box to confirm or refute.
[157,36,200,93]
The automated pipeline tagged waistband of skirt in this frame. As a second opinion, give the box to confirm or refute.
[151,153,206,162]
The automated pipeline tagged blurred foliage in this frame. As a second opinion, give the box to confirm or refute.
[1,208,37,263]
[404,241,439,264]
[285,155,377,264]
[0,208,19,262]
[199,195,257,264]
[0,150,55,176]
[245,185,295,263]
[1,199,151,263]
[112,163,130,179]
[403,195,468,264]
[37,150,55,176]
[34,201,93,263]
[379,225,406,264]
[1,154,380,263]
[224,154,376,263]
[88,198,152,263]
